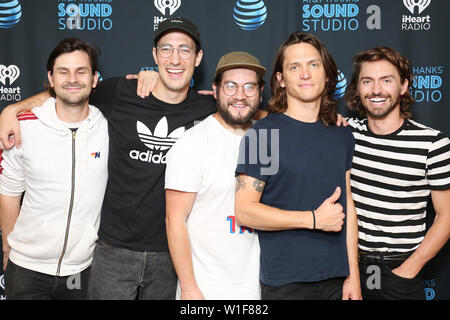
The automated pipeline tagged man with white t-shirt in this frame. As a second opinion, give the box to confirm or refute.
[164,51,266,300]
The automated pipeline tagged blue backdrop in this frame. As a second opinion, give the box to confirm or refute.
[0,0,448,300]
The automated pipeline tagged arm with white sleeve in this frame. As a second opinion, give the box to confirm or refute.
[0,146,26,270]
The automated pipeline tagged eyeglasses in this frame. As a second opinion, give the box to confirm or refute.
[157,45,194,59]
[220,81,258,97]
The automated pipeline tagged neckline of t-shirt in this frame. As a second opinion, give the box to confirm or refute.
[210,114,249,138]
[148,88,197,107]
[365,118,408,137]
[277,112,323,128]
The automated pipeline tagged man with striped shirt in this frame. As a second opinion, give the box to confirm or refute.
[345,47,450,300]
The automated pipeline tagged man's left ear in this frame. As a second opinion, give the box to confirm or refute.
[195,50,203,67]
[401,79,409,95]
[92,71,99,89]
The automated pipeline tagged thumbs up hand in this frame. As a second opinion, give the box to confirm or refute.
[314,187,345,232]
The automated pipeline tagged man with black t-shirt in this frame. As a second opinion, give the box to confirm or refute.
[0,18,216,299]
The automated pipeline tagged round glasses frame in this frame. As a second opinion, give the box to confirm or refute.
[219,81,258,97]
[156,45,194,59]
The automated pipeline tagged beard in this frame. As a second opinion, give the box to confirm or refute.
[216,96,259,127]
[55,83,91,107]
[362,93,401,119]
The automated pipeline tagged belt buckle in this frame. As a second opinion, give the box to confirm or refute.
[383,252,410,261]
[358,251,381,265]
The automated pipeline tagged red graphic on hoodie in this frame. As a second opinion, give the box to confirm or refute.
[17,111,38,121]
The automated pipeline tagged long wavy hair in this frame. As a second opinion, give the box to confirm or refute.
[268,31,338,126]
[345,46,414,119]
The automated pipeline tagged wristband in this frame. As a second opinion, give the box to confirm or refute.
[312,210,316,230]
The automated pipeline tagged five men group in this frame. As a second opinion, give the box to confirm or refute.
[0,17,449,300]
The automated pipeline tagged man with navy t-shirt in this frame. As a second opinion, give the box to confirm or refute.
[235,32,361,300]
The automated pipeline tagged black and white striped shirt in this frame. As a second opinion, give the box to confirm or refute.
[348,118,450,253]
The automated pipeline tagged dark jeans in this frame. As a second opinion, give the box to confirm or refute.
[88,240,177,300]
[4,260,89,300]
[359,251,425,300]
[261,277,345,300]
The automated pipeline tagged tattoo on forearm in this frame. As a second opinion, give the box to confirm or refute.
[252,179,264,192]
[235,176,246,192]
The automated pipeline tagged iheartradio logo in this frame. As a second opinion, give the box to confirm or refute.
[154,0,181,16]
[0,64,20,86]
[403,0,431,14]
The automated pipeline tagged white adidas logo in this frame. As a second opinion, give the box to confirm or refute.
[137,117,185,151]
[129,117,185,164]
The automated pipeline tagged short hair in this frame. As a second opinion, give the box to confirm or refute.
[267,31,338,126]
[345,46,414,119]
[46,37,100,97]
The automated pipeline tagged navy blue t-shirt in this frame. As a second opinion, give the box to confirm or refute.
[235,113,355,285]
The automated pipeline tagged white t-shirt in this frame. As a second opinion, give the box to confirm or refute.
[165,115,260,300]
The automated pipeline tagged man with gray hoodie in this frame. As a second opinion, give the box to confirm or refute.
[0,38,109,300]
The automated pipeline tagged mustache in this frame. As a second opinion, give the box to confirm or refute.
[366,94,389,99]
[62,83,86,89]
[229,98,249,105]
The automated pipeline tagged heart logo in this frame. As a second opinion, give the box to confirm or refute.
[403,0,431,14]
[0,64,20,85]
[154,0,181,16]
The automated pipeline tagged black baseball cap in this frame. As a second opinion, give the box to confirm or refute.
[154,17,201,49]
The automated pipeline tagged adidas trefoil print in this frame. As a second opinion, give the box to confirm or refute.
[129,117,185,164]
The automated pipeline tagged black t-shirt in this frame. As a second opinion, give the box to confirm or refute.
[91,77,216,251]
